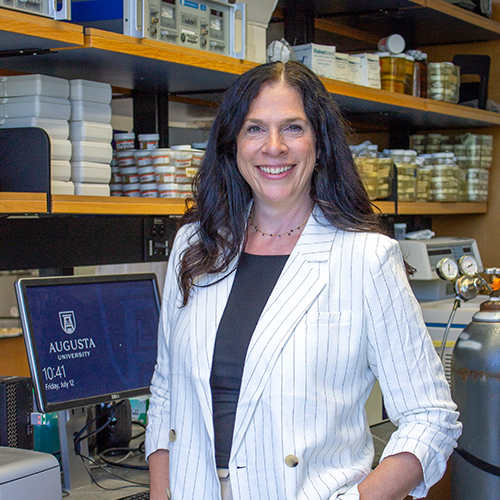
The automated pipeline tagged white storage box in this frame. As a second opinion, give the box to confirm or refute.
[51,180,74,195]
[293,43,336,79]
[70,79,112,103]
[71,141,113,163]
[0,96,71,120]
[358,53,381,89]
[51,160,71,182]
[334,52,350,82]
[74,182,111,196]
[0,117,69,140]
[348,55,362,85]
[70,101,112,123]
[69,121,113,143]
[50,139,72,161]
[71,161,111,183]
[0,74,69,99]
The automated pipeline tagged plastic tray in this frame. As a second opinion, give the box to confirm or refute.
[0,96,71,120]
[69,121,113,143]
[0,74,69,99]
[74,182,111,196]
[71,141,113,163]
[51,160,71,182]
[51,180,75,195]
[70,101,112,123]
[0,117,69,140]
[71,161,111,183]
[69,79,112,103]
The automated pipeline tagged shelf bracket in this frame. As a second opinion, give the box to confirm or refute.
[0,48,54,58]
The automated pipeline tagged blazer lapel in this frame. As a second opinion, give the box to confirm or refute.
[189,260,238,442]
[232,210,336,454]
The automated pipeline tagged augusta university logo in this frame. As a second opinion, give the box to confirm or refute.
[59,311,76,334]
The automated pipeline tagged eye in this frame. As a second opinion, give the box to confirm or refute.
[247,125,262,133]
[286,123,304,133]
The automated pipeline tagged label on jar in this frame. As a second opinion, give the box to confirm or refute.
[116,140,135,150]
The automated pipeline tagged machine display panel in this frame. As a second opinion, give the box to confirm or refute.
[15,273,160,413]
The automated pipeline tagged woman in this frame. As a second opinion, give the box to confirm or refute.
[145,61,461,500]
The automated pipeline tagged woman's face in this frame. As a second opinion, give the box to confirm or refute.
[236,82,316,211]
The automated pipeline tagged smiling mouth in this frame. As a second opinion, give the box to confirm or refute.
[258,165,293,174]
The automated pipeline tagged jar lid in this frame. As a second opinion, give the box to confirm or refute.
[138,133,160,141]
[123,182,141,190]
[171,144,192,150]
[120,166,139,174]
[114,132,135,140]
[116,150,136,158]
[151,148,172,156]
[134,150,153,157]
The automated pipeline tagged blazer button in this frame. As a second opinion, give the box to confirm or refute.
[169,429,177,442]
[285,455,299,468]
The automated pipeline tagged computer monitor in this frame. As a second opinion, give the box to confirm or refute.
[15,273,161,491]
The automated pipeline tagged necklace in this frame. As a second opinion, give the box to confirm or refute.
[248,213,309,237]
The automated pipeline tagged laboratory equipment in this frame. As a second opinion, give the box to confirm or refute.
[448,269,500,499]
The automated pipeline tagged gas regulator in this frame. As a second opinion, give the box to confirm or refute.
[435,257,500,360]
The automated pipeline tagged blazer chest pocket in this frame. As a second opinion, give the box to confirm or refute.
[306,310,353,327]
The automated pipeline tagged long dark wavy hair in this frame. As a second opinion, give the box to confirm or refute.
[178,60,383,305]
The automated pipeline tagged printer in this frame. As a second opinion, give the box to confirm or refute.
[0,447,62,500]
[398,236,485,381]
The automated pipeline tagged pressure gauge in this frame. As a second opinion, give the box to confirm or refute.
[436,257,459,281]
[458,255,479,277]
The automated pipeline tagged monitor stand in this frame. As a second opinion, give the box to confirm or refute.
[58,407,92,491]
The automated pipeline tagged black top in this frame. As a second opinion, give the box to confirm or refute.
[210,252,288,468]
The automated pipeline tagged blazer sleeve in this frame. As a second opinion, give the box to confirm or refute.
[145,224,192,460]
[363,235,462,498]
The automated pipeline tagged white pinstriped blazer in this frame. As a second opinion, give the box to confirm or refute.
[146,207,461,500]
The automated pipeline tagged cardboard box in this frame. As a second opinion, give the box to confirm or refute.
[334,52,350,82]
[358,53,381,89]
[293,43,336,79]
[348,55,362,85]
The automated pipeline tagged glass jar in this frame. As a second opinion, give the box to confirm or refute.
[395,162,417,201]
[378,52,406,94]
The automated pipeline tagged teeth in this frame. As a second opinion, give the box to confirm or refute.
[259,165,292,174]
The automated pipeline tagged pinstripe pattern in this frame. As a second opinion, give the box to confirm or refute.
[146,207,461,500]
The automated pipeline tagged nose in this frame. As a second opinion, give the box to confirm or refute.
[263,128,287,156]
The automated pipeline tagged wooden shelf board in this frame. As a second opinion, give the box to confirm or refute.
[51,195,187,215]
[323,78,500,129]
[0,8,83,49]
[397,202,487,214]
[311,0,500,52]
[0,192,47,213]
[86,28,257,77]
[373,201,396,214]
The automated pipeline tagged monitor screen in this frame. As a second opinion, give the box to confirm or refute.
[15,273,160,413]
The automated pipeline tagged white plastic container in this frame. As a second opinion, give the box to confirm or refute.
[69,79,112,103]
[70,101,112,123]
[71,141,113,163]
[138,133,159,150]
[51,180,75,195]
[123,183,141,197]
[69,121,113,143]
[0,74,70,99]
[151,148,172,166]
[71,161,112,183]
[114,132,135,150]
[0,117,69,140]
[0,96,71,120]
[51,160,71,182]
[50,139,72,161]
[116,149,136,167]
[74,182,111,196]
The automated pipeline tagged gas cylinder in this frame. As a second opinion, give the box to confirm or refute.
[450,294,500,499]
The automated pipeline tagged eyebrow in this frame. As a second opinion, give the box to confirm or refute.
[243,116,309,126]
